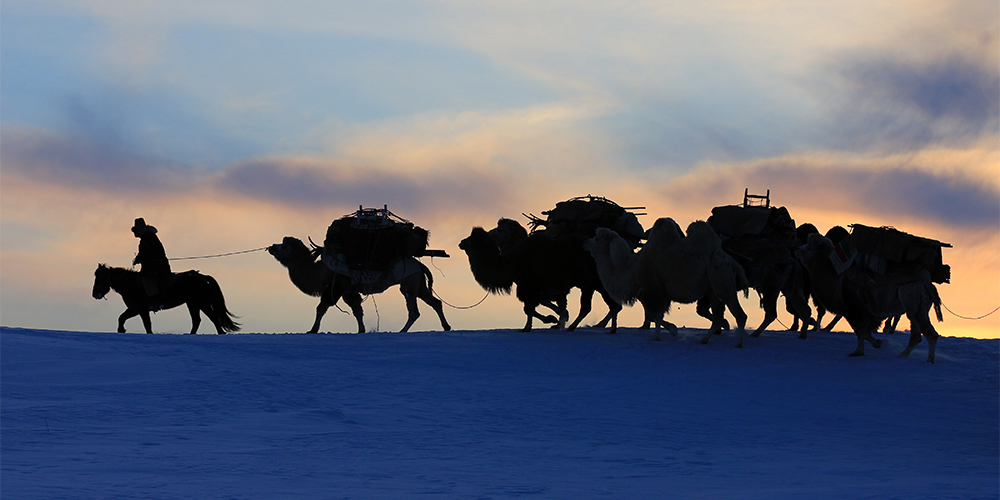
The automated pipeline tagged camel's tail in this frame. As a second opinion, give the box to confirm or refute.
[931,283,943,322]
[420,262,434,291]
[200,273,241,333]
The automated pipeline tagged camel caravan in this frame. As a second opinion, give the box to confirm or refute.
[458,191,949,363]
[95,191,950,362]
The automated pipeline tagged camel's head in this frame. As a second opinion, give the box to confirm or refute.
[796,232,835,267]
[458,227,498,253]
[796,223,820,245]
[488,218,528,251]
[645,218,685,247]
[584,227,618,256]
[268,236,317,266]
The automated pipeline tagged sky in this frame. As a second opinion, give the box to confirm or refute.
[2,0,998,338]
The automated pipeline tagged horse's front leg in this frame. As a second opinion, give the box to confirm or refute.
[117,309,140,333]
[187,303,202,334]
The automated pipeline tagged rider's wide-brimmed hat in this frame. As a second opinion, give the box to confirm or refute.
[131,218,156,234]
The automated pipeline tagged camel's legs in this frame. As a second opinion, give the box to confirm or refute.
[343,291,365,333]
[566,289,594,331]
[399,289,422,333]
[417,284,451,331]
[822,314,843,331]
[308,289,335,334]
[750,288,780,338]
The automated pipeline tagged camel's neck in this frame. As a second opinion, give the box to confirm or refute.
[284,259,331,297]
[464,247,513,294]
[592,241,640,304]
[802,256,844,314]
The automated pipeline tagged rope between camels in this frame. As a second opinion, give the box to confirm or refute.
[425,256,490,309]
[941,302,1000,320]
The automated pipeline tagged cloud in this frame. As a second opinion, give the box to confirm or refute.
[827,53,1000,150]
[214,157,514,219]
[0,125,193,193]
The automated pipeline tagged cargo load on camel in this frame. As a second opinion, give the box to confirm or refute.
[526,195,645,247]
[708,204,798,261]
[321,206,448,294]
[848,224,951,284]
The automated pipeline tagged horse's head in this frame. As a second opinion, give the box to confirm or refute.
[268,236,316,265]
[93,264,112,299]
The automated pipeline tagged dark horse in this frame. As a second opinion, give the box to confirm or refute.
[92,264,240,334]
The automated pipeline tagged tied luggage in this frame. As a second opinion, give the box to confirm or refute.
[526,195,645,248]
[321,206,447,294]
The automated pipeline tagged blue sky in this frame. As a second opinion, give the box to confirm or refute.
[2,0,998,337]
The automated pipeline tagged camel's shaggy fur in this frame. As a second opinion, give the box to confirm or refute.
[585,218,750,347]
[268,236,450,333]
[795,233,941,363]
[460,220,621,333]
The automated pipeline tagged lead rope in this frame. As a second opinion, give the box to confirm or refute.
[168,246,270,261]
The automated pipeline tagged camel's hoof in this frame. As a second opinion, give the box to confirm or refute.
[848,351,864,357]
[798,333,808,340]
[749,332,762,338]
[520,328,532,333]
[118,329,126,333]
[732,343,743,349]
[872,339,883,349]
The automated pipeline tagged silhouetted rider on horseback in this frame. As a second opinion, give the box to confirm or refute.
[131,218,171,301]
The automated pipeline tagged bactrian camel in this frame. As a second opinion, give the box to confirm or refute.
[585,218,749,347]
[795,233,941,363]
[268,236,451,333]
[459,220,622,333]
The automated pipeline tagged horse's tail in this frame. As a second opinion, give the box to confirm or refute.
[199,273,241,333]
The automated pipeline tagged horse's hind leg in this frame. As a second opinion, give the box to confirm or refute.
[187,303,202,334]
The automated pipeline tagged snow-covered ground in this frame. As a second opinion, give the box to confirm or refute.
[2,325,997,500]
